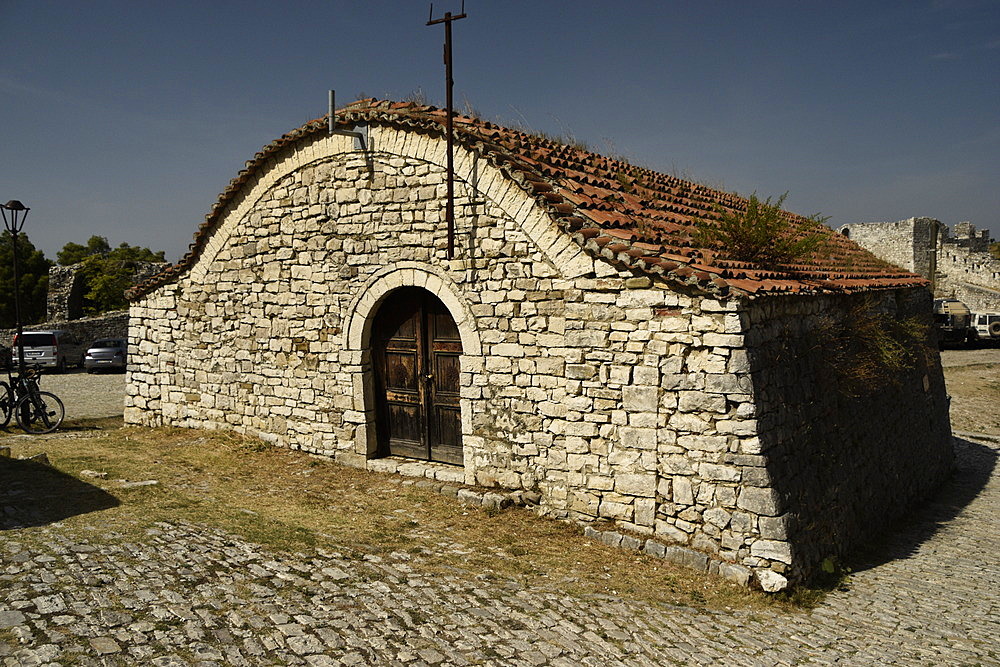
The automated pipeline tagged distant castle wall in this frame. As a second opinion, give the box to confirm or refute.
[0,310,129,347]
[839,218,1000,313]
[46,262,169,322]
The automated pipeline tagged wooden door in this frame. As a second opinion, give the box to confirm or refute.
[373,288,463,465]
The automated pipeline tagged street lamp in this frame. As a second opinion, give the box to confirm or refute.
[1,200,31,374]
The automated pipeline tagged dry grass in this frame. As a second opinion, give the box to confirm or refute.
[943,361,1000,436]
[0,420,785,611]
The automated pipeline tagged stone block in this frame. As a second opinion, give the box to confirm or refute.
[621,534,643,550]
[662,546,709,572]
[703,507,731,528]
[759,514,790,540]
[672,476,694,505]
[718,562,752,587]
[655,520,689,543]
[598,499,633,521]
[750,539,793,564]
[698,463,741,482]
[737,487,782,516]
[756,569,789,592]
[615,473,656,498]
[622,386,658,412]
[677,390,726,413]
[643,540,666,558]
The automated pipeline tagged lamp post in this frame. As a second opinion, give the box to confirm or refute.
[1,200,31,375]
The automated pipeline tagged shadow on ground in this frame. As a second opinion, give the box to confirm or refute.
[0,456,119,529]
[850,436,998,573]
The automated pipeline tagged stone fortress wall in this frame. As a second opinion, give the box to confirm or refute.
[47,261,168,321]
[838,218,1000,313]
[0,311,129,350]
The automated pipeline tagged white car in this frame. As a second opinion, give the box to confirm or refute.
[968,312,1000,342]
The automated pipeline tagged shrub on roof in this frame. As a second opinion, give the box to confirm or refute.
[695,192,828,269]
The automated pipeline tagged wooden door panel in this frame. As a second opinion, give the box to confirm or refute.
[432,353,461,396]
[384,351,419,391]
[374,288,463,465]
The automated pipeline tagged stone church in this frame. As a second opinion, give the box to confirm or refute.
[126,99,953,590]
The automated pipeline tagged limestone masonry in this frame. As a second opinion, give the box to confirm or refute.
[126,100,953,591]
[839,218,1000,312]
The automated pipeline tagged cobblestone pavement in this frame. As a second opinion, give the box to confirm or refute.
[1,433,997,666]
[30,371,126,422]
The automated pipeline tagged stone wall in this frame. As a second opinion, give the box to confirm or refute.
[839,218,1000,313]
[0,311,129,347]
[935,243,1000,312]
[47,262,170,322]
[744,289,952,585]
[126,125,953,588]
[838,218,942,276]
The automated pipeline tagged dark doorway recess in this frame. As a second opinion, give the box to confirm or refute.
[372,287,463,465]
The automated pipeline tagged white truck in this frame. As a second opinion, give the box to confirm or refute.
[968,312,1000,343]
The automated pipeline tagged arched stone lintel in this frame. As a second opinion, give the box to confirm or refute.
[345,261,481,356]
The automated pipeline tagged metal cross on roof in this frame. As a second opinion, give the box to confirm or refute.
[427,2,467,259]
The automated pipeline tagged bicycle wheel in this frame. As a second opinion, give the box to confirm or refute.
[15,390,65,434]
[0,381,12,427]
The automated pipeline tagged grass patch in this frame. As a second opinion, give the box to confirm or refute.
[0,423,783,611]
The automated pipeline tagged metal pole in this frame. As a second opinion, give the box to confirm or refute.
[1,202,28,375]
[11,228,24,375]
[427,4,466,260]
[444,12,455,259]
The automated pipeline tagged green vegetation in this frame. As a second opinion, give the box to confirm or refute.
[989,241,1000,260]
[57,235,165,315]
[694,192,828,268]
[0,230,51,328]
[814,298,933,397]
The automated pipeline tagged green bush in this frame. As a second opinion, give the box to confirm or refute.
[695,192,827,268]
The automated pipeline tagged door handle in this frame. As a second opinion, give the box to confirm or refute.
[423,373,434,381]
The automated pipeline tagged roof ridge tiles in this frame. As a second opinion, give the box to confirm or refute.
[126,98,929,301]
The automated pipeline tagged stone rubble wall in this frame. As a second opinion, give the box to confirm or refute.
[950,283,1000,314]
[837,219,928,274]
[46,265,85,321]
[744,289,953,584]
[0,311,129,348]
[126,125,950,588]
[839,218,1000,313]
[47,262,170,322]
[936,244,1000,312]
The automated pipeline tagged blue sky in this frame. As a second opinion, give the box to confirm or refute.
[1,0,997,262]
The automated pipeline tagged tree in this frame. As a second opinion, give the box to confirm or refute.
[990,241,1000,261]
[0,230,52,328]
[56,235,111,266]
[57,236,166,315]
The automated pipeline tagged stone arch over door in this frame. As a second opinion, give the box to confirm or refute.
[344,263,481,467]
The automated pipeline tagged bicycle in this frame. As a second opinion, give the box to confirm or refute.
[0,366,65,434]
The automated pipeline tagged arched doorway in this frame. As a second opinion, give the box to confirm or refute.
[371,287,463,465]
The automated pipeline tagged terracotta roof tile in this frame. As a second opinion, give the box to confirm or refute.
[127,98,927,300]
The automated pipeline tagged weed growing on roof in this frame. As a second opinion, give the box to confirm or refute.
[694,192,828,268]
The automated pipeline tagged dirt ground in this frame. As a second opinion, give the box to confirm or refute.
[940,346,1000,437]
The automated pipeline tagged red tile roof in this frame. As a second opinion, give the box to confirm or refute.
[127,98,926,300]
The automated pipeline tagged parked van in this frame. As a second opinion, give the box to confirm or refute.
[968,312,1000,343]
[11,330,87,372]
